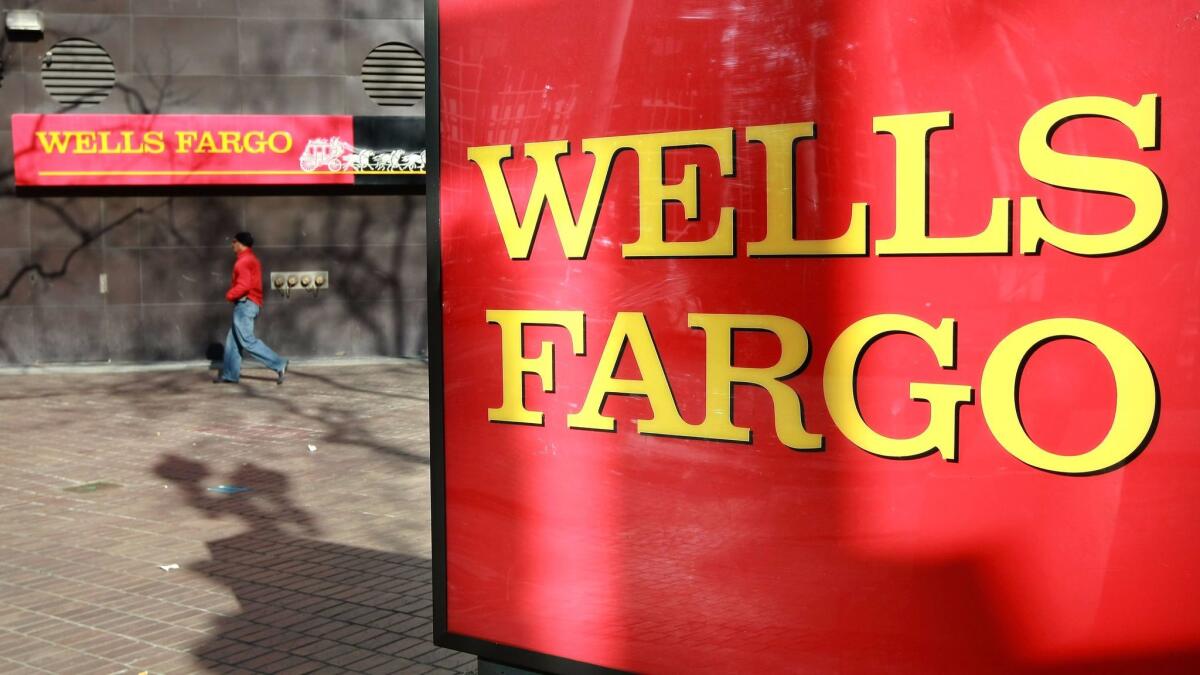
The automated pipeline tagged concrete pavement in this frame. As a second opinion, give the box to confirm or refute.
[0,360,474,675]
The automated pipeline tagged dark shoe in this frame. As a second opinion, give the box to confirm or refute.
[276,360,288,385]
[212,376,235,384]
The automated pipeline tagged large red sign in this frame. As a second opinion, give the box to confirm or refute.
[433,2,1200,673]
[11,114,426,186]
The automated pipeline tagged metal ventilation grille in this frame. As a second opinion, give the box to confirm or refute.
[362,42,425,107]
[42,38,116,106]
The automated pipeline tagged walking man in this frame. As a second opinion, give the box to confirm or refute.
[214,232,288,384]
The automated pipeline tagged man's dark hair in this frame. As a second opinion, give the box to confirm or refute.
[233,232,254,247]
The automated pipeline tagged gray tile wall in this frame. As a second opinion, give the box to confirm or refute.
[0,1,428,364]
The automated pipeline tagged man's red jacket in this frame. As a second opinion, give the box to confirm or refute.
[226,248,264,306]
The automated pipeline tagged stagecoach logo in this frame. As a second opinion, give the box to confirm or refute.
[299,137,426,173]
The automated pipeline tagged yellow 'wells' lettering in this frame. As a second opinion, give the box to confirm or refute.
[35,131,73,154]
[36,130,170,155]
[143,131,166,154]
[873,111,1012,255]
[1018,94,1163,256]
[470,94,1162,260]
[745,123,868,256]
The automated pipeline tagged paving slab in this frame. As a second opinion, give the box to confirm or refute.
[0,361,476,675]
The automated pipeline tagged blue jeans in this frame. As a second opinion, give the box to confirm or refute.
[219,300,285,382]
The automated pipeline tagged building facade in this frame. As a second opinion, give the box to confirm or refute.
[0,0,427,364]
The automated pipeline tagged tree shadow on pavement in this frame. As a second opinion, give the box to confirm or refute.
[0,363,430,465]
[224,366,432,466]
[155,455,475,674]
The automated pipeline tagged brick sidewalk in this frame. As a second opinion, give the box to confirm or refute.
[0,361,475,675]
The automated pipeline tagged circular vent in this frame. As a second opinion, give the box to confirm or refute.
[362,42,425,107]
[41,38,116,106]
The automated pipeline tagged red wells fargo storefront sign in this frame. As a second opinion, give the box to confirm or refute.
[432,1,1200,673]
[11,114,425,186]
